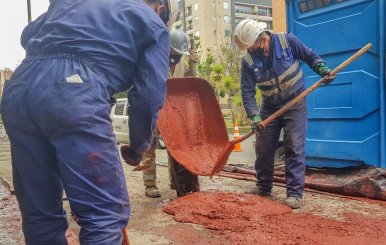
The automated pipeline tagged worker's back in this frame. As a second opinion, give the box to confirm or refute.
[21,0,167,94]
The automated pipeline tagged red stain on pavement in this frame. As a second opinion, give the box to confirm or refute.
[158,78,229,176]
[164,192,386,245]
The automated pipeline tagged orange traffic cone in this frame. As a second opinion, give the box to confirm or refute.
[233,122,244,152]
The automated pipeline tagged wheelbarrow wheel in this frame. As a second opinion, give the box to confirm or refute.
[169,153,199,197]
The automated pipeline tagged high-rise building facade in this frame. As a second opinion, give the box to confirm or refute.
[173,0,272,59]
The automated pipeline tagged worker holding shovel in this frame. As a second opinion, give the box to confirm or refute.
[234,19,335,209]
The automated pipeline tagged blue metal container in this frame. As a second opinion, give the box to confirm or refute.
[286,0,385,168]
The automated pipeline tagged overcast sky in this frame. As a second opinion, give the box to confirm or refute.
[0,1,49,69]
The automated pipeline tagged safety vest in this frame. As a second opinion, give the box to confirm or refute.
[243,33,305,105]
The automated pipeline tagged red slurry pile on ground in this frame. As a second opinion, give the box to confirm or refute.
[164,191,386,245]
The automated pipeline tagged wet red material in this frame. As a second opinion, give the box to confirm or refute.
[158,78,229,176]
[164,191,386,245]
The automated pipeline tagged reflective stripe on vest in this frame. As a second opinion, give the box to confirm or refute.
[277,33,289,49]
[258,60,300,87]
[259,69,303,97]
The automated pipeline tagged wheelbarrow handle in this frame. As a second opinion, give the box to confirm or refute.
[230,43,373,146]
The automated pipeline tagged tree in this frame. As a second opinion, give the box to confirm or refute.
[222,75,238,123]
[209,64,225,99]
[196,49,215,81]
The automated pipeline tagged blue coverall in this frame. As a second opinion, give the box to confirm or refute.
[0,0,169,244]
[241,32,323,198]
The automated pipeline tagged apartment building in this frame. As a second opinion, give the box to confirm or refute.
[173,0,272,59]
[0,69,12,97]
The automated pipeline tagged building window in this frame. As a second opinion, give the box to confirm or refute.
[224,29,230,37]
[193,3,198,11]
[194,16,199,24]
[187,20,193,31]
[235,4,254,15]
[213,30,217,35]
[187,6,192,16]
[224,1,229,9]
[257,7,272,17]
[224,15,230,23]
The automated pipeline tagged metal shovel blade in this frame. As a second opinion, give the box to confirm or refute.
[158,77,229,176]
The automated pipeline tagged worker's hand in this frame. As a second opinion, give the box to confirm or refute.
[314,62,336,84]
[250,114,265,134]
[120,145,143,166]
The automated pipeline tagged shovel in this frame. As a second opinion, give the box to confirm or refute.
[158,43,372,176]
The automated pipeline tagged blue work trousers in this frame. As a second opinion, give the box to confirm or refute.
[1,55,130,244]
[254,98,307,198]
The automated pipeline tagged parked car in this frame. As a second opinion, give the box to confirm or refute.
[110,98,166,149]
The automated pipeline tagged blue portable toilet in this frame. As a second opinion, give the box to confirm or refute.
[286,0,385,168]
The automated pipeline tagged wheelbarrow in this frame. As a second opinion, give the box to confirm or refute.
[158,43,372,177]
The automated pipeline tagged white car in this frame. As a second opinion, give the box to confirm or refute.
[110,98,166,149]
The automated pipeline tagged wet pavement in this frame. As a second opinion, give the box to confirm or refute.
[1,134,385,244]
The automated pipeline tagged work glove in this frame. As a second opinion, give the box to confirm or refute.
[250,114,265,134]
[120,145,143,166]
[314,62,336,84]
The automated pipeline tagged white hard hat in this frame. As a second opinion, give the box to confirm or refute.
[234,19,267,50]
[170,29,190,55]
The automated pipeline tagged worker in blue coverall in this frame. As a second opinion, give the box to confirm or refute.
[0,0,179,244]
[234,19,335,209]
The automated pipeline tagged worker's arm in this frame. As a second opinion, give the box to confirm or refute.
[287,33,335,83]
[240,60,259,118]
[127,28,170,154]
[21,13,47,49]
[286,33,323,70]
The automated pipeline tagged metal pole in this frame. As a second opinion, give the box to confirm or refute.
[181,0,186,32]
[27,0,32,23]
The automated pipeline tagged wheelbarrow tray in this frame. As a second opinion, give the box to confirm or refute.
[158,77,229,176]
